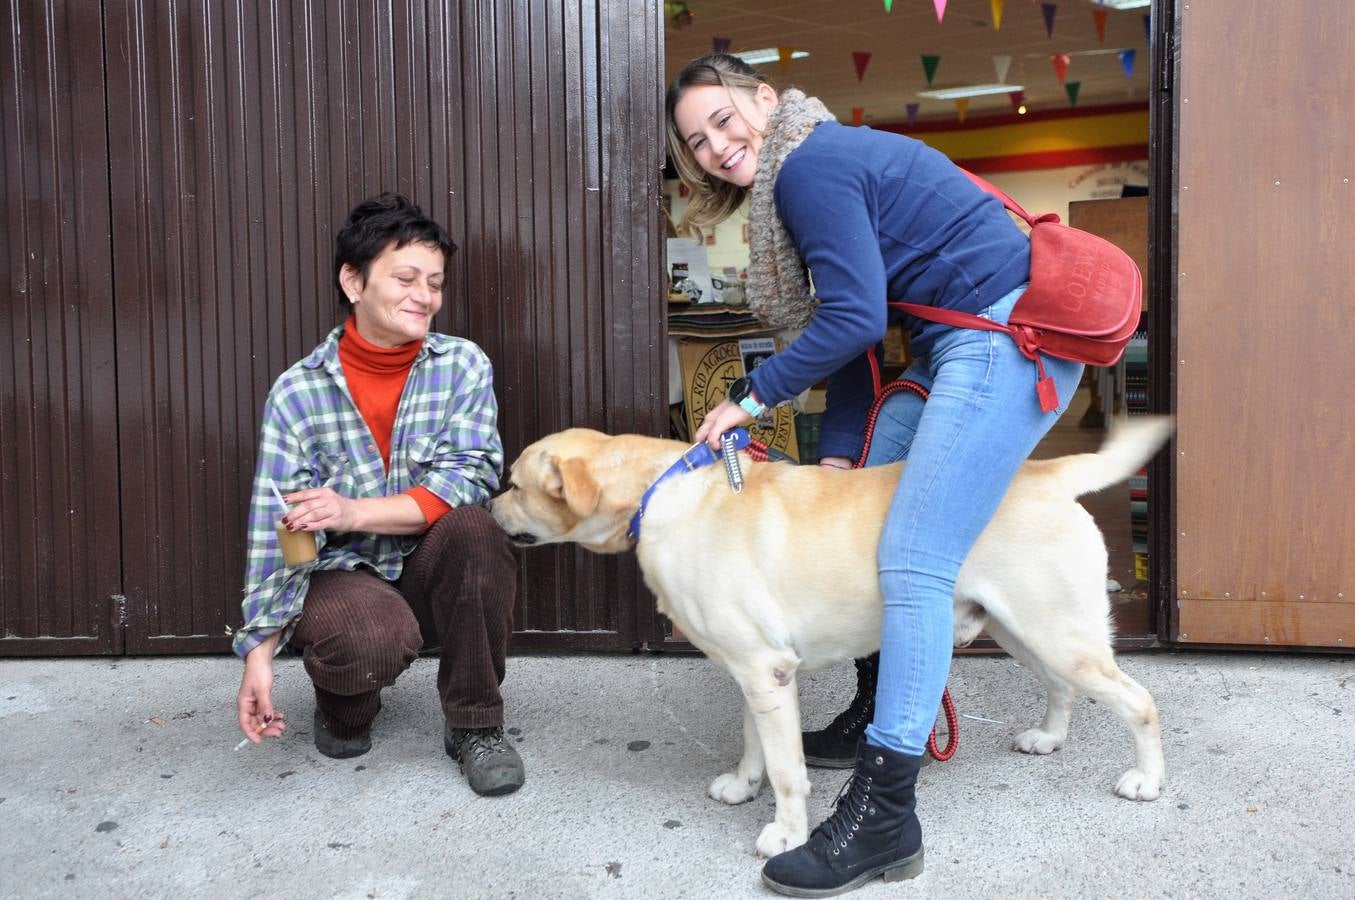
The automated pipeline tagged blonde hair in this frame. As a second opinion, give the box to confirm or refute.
[665,54,775,237]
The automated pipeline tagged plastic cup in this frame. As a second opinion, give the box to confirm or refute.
[276,522,317,566]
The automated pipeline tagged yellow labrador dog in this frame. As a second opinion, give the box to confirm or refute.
[491,418,1172,857]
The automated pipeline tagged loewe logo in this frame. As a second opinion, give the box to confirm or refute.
[1061,245,1097,313]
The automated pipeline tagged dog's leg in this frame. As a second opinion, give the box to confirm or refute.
[726,654,813,857]
[993,621,1164,801]
[989,625,1076,754]
[1067,658,1163,801]
[709,703,765,805]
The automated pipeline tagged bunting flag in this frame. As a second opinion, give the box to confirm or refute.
[1008,90,1025,113]
[1065,81,1081,106]
[712,36,732,55]
[1143,13,1151,45]
[921,54,941,86]
[993,54,1012,83]
[954,98,970,124]
[777,47,795,75]
[1092,8,1109,43]
[1119,49,1136,78]
[883,0,893,11]
[991,0,1005,30]
[933,0,947,23]
[852,51,872,82]
[1051,53,1071,84]
[906,103,920,128]
[1041,3,1057,38]
[851,107,865,127]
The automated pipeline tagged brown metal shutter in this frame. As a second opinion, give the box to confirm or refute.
[93,1,664,653]
[1,0,123,654]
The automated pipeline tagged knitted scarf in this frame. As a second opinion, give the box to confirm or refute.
[745,88,837,330]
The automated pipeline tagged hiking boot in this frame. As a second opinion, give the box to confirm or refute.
[802,654,877,768]
[762,740,926,897]
[313,709,371,759]
[444,724,525,796]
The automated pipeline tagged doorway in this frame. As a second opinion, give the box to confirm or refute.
[661,0,1160,644]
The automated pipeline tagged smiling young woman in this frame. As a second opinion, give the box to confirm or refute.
[665,54,1085,896]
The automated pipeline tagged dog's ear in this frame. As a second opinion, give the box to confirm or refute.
[544,455,601,517]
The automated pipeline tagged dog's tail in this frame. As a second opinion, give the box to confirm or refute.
[1046,415,1174,499]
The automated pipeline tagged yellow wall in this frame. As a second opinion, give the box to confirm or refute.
[913,109,1149,161]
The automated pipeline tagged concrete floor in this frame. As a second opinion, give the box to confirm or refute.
[1,650,1352,899]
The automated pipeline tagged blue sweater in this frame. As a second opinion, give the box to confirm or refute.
[746,121,1031,461]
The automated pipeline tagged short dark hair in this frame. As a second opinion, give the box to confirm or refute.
[333,193,456,308]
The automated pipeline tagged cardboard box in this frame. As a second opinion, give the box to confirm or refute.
[678,337,800,461]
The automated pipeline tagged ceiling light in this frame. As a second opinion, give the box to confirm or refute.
[732,48,810,66]
[1091,0,1151,9]
[917,83,1025,101]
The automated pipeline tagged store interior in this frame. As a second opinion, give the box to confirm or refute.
[661,0,1155,635]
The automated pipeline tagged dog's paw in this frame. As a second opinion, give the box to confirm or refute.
[709,772,760,805]
[1012,728,1064,755]
[755,821,805,858]
[1114,767,1162,801]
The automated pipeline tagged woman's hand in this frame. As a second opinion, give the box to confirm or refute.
[694,398,754,450]
[282,486,360,533]
[237,639,287,745]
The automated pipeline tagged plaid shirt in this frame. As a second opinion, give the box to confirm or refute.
[232,323,503,658]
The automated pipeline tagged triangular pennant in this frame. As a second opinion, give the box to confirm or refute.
[921,54,941,86]
[777,47,795,75]
[1041,3,1057,39]
[1119,49,1136,78]
[993,55,1012,83]
[852,51,872,82]
[1051,53,1071,85]
[1065,81,1081,106]
[883,0,893,11]
[1143,13,1152,45]
[954,98,970,124]
[1008,90,1025,113]
[933,0,947,23]
[851,107,865,127]
[906,103,920,129]
[1092,9,1109,43]
[713,36,732,55]
[991,0,1005,30]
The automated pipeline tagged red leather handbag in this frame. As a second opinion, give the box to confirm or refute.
[895,170,1142,413]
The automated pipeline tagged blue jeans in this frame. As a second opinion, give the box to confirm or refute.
[861,286,1084,756]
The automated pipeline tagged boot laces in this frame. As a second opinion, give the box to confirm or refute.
[457,727,508,762]
[814,769,874,853]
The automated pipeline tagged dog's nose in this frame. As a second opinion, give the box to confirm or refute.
[509,533,537,546]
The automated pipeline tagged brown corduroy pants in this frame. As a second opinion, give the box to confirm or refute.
[290,505,517,739]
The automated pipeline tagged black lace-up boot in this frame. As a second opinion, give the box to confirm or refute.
[762,740,925,897]
[802,654,878,768]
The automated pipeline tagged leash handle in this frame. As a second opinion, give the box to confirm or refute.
[720,431,745,494]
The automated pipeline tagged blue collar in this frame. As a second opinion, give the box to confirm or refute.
[627,429,751,541]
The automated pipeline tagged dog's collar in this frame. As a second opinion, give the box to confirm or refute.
[627,429,751,541]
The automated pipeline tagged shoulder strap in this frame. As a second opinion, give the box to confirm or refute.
[891,301,1009,334]
[958,168,1061,228]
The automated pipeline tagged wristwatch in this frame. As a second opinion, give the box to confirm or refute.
[728,375,767,418]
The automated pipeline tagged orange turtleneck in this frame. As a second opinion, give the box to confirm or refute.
[338,316,451,527]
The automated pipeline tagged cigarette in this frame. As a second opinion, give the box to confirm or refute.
[233,720,270,751]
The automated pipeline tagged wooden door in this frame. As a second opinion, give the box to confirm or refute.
[1171,0,1355,648]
